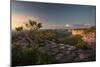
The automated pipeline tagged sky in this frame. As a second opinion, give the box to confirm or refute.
[11,1,96,30]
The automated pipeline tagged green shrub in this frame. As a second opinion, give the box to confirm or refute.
[36,51,55,64]
[12,44,23,66]
[75,40,91,50]
[56,35,82,45]
[12,45,55,66]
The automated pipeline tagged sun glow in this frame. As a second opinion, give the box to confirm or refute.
[12,15,24,30]
[12,14,39,30]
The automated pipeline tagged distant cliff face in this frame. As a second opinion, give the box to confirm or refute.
[82,32,96,45]
[71,28,96,46]
[71,29,84,36]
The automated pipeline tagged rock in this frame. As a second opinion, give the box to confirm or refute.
[38,40,95,63]
[45,40,58,48]
[55,53,63,60]
[58,44,66,50]
[59,46,65,49]
[67,46,76,50]
[43,41,59,55]
[64,44,72,47]
[59,44,65,46]
[50,48,59,55]
[79,53,85,59]
[78,49,83,52]
[51,43,58,48]
[65,51,70,54]
[73,57,81,62]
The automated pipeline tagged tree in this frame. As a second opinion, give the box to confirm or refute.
[15,27,23,32]
[25,20,42,31]
[24,20,43,48]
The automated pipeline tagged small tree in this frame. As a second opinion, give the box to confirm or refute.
[25,20,43,48]
[75,40,91,50]
[15,27,23,32]
[25,20,42,31]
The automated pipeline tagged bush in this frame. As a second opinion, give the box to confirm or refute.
[12,45,55,66]
[12,44,23,66]
[56,35,82,45]
[75,40,91,50]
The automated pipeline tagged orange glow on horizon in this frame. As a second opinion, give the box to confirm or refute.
[11,14,39,30]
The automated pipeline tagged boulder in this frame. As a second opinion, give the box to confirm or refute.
[79,53,85,59]
[55,53,63,60]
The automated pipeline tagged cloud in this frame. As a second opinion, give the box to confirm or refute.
[41,24,65,29]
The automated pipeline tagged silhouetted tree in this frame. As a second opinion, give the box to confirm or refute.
[24,20,43,47]
[25,20,42,31]
[15,27,23,32]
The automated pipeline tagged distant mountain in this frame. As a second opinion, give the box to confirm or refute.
[42,24,94,29]
[66,24,94,29]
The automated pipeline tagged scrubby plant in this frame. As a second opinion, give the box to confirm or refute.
[75,40,92,50]
[15,27,23,32]
[12,44,55,66]
[56,35,82,45]
[25,20,42,31]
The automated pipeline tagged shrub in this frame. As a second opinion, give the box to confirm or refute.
[56,35,82,45]
[12,44,23,66]
[12,45,55,66]
[75,40,91,50]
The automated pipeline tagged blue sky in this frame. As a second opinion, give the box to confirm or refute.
[11,1,96,29]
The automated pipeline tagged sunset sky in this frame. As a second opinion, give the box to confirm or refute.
[11,1,96,30]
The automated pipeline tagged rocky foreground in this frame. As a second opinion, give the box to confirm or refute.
[12,32,96,64]
[37,40,95,63]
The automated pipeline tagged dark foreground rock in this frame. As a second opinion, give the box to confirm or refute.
[39,40,96,63]
[13,36,96,63]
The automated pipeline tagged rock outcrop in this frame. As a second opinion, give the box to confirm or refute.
[39,40,95,63]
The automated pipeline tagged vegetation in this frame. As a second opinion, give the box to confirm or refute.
[25,20,42,31]
[75,40,92,50]
[12,44,55,66]
[84,26,96,34]
[56,35,82,45]
[12,20,56,66]
[15,27,23,32]
[12,20,95,66]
